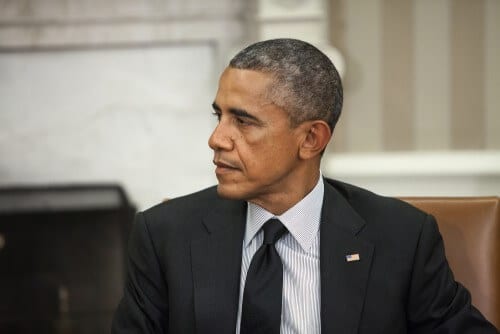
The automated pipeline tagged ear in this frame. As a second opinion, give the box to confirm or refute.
[298,120,332,160]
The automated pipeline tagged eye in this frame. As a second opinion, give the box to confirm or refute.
[211,111,221,121]
[235,117,249,126]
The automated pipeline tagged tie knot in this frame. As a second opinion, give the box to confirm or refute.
[262,219,288,245]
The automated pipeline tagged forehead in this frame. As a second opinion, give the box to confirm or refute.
[215,67,274,106]
[214,67,294,126]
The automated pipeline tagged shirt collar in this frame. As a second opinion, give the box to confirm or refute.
[244,175,324,253]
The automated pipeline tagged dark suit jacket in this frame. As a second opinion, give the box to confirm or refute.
[112,178,497,333]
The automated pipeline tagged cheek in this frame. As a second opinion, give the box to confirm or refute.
[236,129,295,175]
[246,146,287,176]
[237,145,271,177]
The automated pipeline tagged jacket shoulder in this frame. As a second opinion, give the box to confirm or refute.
[326,179,427,219]
[324,178,429,227]
[148,185,218,213]
[139,186,220,232]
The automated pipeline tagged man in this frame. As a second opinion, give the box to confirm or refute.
[112,39,497,333]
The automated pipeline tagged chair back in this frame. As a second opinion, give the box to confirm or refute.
[401,197,499,328]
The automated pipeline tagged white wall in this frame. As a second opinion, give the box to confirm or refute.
[0,0,246,210]
[0,45,218,209]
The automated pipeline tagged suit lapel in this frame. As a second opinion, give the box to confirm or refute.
[191,198,246,334]
[320,181,374,334]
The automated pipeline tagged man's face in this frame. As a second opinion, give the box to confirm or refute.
[209,67,305,205]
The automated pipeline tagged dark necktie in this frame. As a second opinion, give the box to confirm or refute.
[240,218,288,334]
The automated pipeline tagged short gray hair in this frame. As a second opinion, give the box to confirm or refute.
[229,38,343,132]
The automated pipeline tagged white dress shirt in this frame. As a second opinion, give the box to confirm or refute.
[236,176,324,334]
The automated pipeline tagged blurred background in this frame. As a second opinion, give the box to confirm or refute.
[1,0,499,208]
[0,0,498,332]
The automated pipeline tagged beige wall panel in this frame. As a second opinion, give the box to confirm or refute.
[485,0,500,149]
[258,21,325,43]
[327,0,348,153]
[451,0,485,149]
[343,0,383,152]
[414,0,451,150]
[382,0,415,151]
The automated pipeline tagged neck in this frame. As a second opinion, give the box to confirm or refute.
[248,170,321,215]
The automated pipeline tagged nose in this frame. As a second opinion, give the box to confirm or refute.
[208,122,233,151]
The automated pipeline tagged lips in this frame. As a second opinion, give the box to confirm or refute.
[213,159,240,174]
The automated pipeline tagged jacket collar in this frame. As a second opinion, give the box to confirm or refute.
[320,179,374,333]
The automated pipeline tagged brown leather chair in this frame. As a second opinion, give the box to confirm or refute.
[401,197,499,328]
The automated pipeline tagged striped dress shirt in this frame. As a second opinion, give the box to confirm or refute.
[236,176,324,334]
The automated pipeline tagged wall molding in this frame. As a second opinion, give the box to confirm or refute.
[323,151,500,196]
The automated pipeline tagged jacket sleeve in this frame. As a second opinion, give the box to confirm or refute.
[407,214,498,333]
[111,212,168,333]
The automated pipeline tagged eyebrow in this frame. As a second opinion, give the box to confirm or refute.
[212,102,262,123]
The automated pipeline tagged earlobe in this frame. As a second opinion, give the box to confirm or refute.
[298,121,332,160]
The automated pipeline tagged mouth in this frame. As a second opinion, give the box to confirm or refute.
[213,160,240,174]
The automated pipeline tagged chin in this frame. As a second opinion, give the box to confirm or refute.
[216,183,249,201]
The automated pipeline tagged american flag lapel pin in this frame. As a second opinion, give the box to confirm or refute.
[346,253,360,262]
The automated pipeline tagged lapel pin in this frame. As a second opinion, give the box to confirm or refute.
[346,253,360,262]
